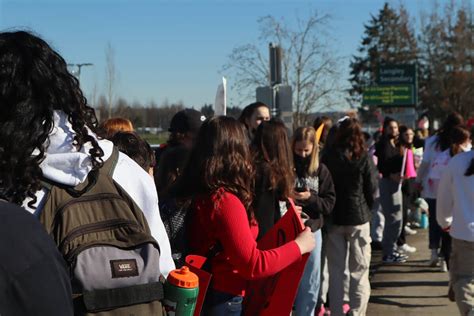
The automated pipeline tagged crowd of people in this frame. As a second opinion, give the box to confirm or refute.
[0,30,473,316]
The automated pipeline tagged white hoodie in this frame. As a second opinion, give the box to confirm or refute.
[436,150,474,242]
[23,111,175,276]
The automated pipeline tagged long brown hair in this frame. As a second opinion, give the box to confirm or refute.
[436,112,464,151]
[334,118,367,160]
[292,126,320,174]
[398,125,414,156]
[252,119,295,199]
[177,116,254,217]
[449,126,470,156]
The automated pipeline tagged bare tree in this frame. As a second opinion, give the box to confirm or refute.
[223,11,345,126]
[89,77,99,108]
[105,42,116,119]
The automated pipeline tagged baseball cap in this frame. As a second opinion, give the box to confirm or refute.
[168,109,206,134]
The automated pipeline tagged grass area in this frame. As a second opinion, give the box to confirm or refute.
[139,132,168,146]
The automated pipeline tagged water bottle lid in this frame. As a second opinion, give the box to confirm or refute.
[167,266,199,288]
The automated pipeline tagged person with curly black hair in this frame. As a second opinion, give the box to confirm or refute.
[0,31,174,275]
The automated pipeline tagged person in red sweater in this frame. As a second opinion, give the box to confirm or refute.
[177,116,315,316]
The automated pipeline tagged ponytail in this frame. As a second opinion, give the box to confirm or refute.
[465,158,474,176]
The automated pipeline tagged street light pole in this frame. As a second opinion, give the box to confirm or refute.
[67,63,93,81]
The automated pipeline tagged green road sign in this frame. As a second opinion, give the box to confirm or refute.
[363,85,415,106]
[377,64,416,85]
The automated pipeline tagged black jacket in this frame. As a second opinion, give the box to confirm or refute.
[374,137,403,178]
[294,158,336,220]
[0,201,73,315]
[253,163,283,240]
[322,148,376,226]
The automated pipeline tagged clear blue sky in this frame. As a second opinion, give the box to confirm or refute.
[0,0,448,109]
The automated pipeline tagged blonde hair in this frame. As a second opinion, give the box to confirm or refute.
[292,126,320,174]
[100,117,134,139]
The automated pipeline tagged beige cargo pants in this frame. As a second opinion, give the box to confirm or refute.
[326,222,372,316]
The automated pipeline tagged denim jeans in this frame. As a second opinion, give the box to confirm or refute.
[204,289,243,316]
[370,196,384,243]
[294,229,322,315]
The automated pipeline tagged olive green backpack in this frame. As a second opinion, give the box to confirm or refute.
[39,147,165,315]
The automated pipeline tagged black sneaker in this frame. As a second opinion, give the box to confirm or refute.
[393,251,409,259]
[383,253,407,263]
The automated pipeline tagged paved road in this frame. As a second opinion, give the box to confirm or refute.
[367,229,458,315]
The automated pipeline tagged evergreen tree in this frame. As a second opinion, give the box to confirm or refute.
[349,3,418,106]
[419,3,473,118]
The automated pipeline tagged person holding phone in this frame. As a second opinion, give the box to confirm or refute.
[292,126,336,316]
[178,117,315,315]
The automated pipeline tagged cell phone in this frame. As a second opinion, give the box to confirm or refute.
[305,218,323,232]
[295,187,307,193]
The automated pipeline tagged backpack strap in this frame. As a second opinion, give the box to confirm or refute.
[67,147,118,197]
[101,147,120,177]
[81,282,164,312]
[40,180,54,191]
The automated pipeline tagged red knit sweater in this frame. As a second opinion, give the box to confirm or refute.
[188,190,301,296]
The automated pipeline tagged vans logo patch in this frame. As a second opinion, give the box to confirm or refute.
[110,259,139,278]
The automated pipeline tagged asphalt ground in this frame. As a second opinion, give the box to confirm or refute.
[367,228,458,315]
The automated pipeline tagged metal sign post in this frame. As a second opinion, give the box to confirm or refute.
[256,44,293,133]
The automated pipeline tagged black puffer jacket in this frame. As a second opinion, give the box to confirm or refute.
[322,148,377,226]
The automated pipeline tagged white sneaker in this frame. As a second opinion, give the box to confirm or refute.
[398,243,417,254]
[404,225,417,235]
[440,259,448,272]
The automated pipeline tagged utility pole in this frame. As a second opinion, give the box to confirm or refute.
[256,43,293,134]
[68,63,93,81]
[269,43,282,117]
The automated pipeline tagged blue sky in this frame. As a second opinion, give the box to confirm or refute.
[0,0,449,110]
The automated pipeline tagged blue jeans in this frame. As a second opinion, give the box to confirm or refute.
[204,289,243,316]
[370,196,384,242]
[294,229,322,315]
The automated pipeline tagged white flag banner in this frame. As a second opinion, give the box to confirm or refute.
[214,77,227,116]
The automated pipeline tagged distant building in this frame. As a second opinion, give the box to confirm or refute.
[136,127,163,134]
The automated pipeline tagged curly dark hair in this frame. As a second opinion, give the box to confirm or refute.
[176,116,255,220]
[0,31,103,206]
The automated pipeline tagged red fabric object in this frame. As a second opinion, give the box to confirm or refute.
[467,118,474,129]
[243,199,309,316]
[188,190,301,296]
[185,255,212,316]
